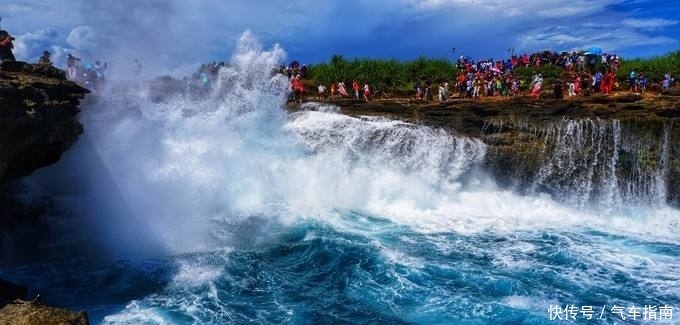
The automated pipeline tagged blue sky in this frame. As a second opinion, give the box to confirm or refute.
[2,0,679,78]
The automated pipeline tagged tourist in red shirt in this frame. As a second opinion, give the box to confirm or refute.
[352,80,360,99]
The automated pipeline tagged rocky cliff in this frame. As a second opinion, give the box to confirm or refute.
[0,61,90,324]
[294,91,680,207]
[0,60,88,183]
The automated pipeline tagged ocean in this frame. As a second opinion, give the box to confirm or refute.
[1,32,678,325]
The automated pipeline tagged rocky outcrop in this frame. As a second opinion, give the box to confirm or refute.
[294,92,680,207]
[0,61,90,324]
[0,300,89,325]
[0,278,27,307]
[0,278,90,325]
[0,60,88,183]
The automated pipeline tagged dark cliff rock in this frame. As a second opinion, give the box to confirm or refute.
[292,92,680,207]
[0,278,90,325]
[0,60,88,183]
[0,300,90,325]
[0,278,27,307]
[0,61,90,324]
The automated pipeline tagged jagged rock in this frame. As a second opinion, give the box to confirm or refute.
[0,300,89,325]
[0,279,27,308]
[0,62,92,325]
[0,61,88,183]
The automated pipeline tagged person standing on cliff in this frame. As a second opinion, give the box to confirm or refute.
[662,71,673,89]
[601,70,615,94]
[0,29,16,62]
[338,81,348,97]
[414,80,422,99]
[352,80,360,99]
[573,74,582,95]
[530,74,543,98]
[629,69,638,92]
[317,82,326,100]
[636,73,647,95]
[133,58,142,77]
[66,54,81,80]
[553,78,563,99]
[38,50,52,67]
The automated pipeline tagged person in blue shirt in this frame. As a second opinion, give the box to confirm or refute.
[593,71,603,92]
[629,69,638,92]
[662,72,673,89]
[636,74,647,94]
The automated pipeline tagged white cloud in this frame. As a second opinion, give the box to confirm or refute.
[398,0,678,58]
[12,27,60,62]
[406,0,621,17]
[623,18,679,29]
[66,26,103,50]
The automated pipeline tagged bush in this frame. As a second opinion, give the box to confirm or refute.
[617,51,680,86]
[307,55,457,98]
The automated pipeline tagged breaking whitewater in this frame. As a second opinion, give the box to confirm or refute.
[1,33,678,325]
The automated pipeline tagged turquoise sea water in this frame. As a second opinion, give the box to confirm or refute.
[2,209,678,324]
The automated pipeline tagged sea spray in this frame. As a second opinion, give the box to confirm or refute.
[59,31,487,256]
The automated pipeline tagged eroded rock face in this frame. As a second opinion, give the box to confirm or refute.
[0,60,88,183]
[0,62,91,324]
[0,278,27,307]
[0,300,89,325]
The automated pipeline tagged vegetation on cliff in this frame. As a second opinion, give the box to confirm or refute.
[617,50,680,84]
[305,51,680,97]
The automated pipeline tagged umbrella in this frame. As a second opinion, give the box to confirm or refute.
[584,47,602,55]
[490,67,502,74]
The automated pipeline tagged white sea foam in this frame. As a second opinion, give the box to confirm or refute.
[102,301,172,325]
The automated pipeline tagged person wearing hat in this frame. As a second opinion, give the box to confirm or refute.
[39,50,52,67]
[0,29,16,62]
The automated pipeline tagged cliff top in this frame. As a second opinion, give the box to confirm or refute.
[0,61,88,183]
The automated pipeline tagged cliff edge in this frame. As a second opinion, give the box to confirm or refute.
[0,60,88,183]
[0,61,90,324]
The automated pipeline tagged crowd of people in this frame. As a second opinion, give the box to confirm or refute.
[404,51,673,101]
[286,49,675,104]
[284,61,372,103]
[60,53,109,93]
[0,28,144,94]
[290,77,372,104]
[0,28,110,93]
